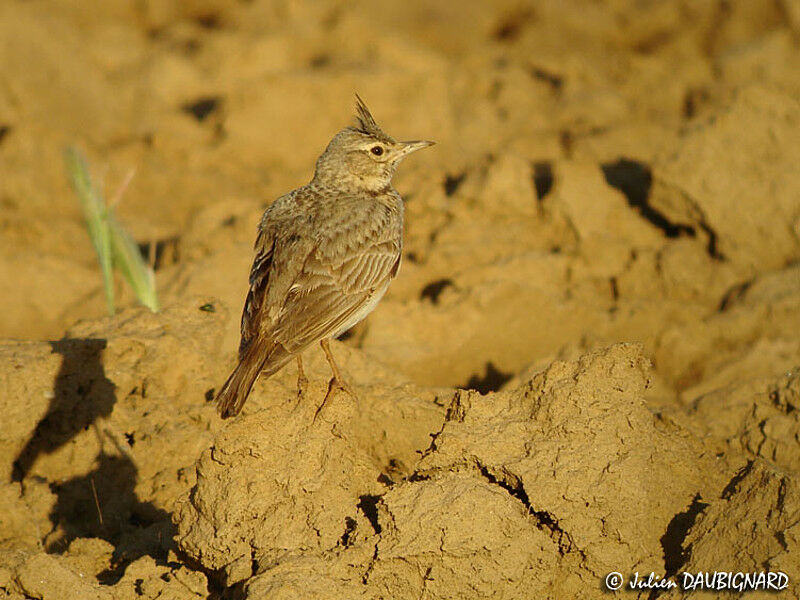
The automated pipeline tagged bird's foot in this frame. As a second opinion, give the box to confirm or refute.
[313,375,356,421]
[294,355,308,401]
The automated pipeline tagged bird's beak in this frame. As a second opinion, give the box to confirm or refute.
[394,140,435,161]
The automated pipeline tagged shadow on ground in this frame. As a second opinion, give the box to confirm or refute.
[12,338,174,582]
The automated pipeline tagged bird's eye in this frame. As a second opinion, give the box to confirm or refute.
[370,146,384,156]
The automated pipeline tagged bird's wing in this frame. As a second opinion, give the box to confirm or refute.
[238,192,314,358]
[240,189,402,358]
[271,238,401,353]
[238,226,274,358]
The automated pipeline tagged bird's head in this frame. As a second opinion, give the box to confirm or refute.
[312,95,434,192]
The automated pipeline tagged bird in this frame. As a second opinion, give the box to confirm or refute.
[215,95,433,419]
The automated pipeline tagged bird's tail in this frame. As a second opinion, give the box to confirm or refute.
[215,337,291,419]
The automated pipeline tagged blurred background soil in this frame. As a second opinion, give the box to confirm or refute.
[0,0,799,598]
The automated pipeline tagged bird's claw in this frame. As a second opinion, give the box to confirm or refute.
[313,376,356,421]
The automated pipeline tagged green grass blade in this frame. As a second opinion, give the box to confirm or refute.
[64,147,115,314]
[108,214,160,313]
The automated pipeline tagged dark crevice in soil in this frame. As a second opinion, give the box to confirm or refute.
[600,159,694,239]
[181,96,222,122]
[532,161,554,200]
[464,362,511,394]
[477,463,571,555]
[0,124,10,145]
[775,530,788,552]
[207,555,251,598]
[361,544,379,584]
[528,67,563,92]
[777,478,787,513]
[443,389,472,424]
[660,494,709,577]
[357,495,382,536]
[340,516,357,547]
[420,278,453,304]
[137,236,180,271]
[443,172,466,196]
[415,395,453,460]
[770,377,798,414]
[698,221,725,260]
[246,548,258,585]
[169,545,221,597]
[380,458,405,484]
[721,461,753,500]
[717,279,752,312]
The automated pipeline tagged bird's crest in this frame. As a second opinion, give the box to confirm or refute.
[351,94,395,143]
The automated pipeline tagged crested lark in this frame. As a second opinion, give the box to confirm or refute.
[216,96,433,418]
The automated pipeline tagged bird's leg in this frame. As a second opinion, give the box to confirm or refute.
[320,338,355,395]
[315,338,355,419]
[295,355,308,398]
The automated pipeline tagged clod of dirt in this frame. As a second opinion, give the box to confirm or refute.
[685,369,800,472]
[651,85,800,274]
[175,392,381,585]
[362,471,562,597]
[655,263,800,397]
[14,552,114,600]
[413,344,724,591]
[662,460,800,599]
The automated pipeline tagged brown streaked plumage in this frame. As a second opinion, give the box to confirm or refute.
[216,96,433,418]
